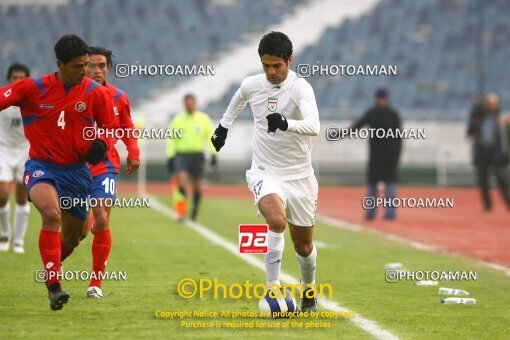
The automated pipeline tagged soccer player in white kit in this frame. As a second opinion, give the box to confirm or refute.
[0,63,31,253]
[211,32,320,312]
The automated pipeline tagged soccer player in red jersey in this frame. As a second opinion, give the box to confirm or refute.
[84,46,140,298]
[0,34,117,310]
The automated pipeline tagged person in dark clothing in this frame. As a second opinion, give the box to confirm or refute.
[351,88,402,220]
[467,93,510,211]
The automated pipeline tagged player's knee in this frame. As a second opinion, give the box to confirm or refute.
[294,241,313,257]
[93,213,108,231]
[267,214,286,232]
[42,206,61,227]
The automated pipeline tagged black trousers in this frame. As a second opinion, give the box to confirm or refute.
[476,148,510,210]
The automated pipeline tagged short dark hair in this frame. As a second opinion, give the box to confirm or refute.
[184,93,195,101]
[376,88,389,99]
[258,31,293,61]
[54,34,90,64]
[6,63,30,80]
[89,46,114,68]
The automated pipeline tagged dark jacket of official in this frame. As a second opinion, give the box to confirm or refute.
[351,106,402,183]
[467,105,510,167]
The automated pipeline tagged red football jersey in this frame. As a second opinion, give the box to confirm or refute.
[0,73,116,165]
[89,82,139,176]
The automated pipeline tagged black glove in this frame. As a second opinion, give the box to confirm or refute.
[86,139,107,165]
[210,154,217,167]
[266,113,288,133]
[167,158,174,173]
[211,124,228,152]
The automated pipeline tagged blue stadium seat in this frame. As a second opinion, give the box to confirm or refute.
[0,0,304,106]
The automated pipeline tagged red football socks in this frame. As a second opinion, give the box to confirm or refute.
[90,229,112,288]
[39,230,61,287]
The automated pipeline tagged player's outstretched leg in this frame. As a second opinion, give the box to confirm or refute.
[0,198,11,252]
[0,181,12,251]
[259,195,286,287]
[12,182,30,253]
[290,224,317,313]
[29,183,69,311]
[88,204,112,298]
[265,230,285,287]
[12,204,30,253]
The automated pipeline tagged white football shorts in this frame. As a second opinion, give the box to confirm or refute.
[0,145,29,183]
[246,169,318,227]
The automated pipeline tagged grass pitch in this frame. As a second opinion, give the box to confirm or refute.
[0,195,509,339]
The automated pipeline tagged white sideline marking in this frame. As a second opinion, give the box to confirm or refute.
[314,240,328,249]
[149,196,399,340]
[317,214,510,278]
[318,214,437,252]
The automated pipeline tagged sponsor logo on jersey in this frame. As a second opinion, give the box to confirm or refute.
[3,89,12,98]
[33,170,44,178]
[75,101,87,112]
[267,97,278,112]
[113,106,119,116]
[40,104,54,109]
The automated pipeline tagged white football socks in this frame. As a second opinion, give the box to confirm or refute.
[13,203,30,246]
[0,202,11,239]
[296,242,317,288]
[264,230,285,288]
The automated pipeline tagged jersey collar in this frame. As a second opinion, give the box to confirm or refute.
[53,72,77,96]
[264,70,294,90]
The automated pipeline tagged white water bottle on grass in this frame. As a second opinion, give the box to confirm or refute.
[441,297,476,304]
[439,288,470,296]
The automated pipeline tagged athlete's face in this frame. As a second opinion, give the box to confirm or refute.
[87,54,109,84]
[184,97,196,113]
[7,70,28,84]
[57,54,89,85]
[261,54,292,84]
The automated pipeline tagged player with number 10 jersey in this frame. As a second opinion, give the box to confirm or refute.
[84,46,140,299]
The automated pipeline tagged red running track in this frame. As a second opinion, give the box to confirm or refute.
[121,183,510,266]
